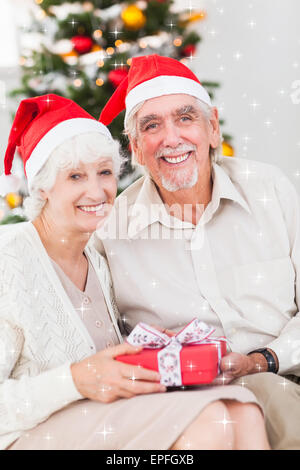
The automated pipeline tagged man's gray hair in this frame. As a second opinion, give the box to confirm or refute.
[23,132,123,220]
[124,97,223,166]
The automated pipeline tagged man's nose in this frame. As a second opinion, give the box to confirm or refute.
[161,120,183,148]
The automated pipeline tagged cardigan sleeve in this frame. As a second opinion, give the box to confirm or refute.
[0,271,84,438]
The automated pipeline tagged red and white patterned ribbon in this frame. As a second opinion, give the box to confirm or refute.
[126,318,226,386]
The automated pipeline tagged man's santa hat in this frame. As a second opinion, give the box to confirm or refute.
[99,54,212,127]
[0,94,112,196]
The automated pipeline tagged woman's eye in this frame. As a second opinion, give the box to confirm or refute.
[70,174,81,180]
[100,170,112,176]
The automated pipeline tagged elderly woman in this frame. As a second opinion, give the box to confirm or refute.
[0,95,270,450]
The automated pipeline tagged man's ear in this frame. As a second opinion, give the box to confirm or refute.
[209,107,221,149]
[130,136,145,166]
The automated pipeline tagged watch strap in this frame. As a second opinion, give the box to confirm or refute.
[247,348,278,374]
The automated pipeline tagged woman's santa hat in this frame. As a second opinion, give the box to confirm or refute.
[99,54,212,127]
[0,94,112,196]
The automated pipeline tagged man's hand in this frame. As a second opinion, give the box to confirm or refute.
[213,351,270,385]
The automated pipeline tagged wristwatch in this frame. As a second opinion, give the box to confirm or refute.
[247,348,279,374]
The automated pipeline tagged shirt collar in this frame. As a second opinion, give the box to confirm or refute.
[127,162,251,239]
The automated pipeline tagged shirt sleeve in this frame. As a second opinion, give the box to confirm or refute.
[265,170,300,375]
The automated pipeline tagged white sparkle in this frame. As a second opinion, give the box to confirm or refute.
[166,20,175,29]
[209,29,218,37]
[75,303,91,319]
[249,100,260,111]
[109,28,122,38]
[248,19,256,29]
[253,272,265,283]
[233,51,243,61]
[188,1,194,16]
[257,193,273,207]
[68,18,79,28]
[264,118,272,128]
[239,164,256,180]
[238,378,248,387]
[96,424,114,441]
[278,378,289,392]
[213,411,236,432]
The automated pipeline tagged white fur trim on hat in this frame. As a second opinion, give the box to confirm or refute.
[124,75,212,126]
[0,173,22,197]
[25,118,112,189]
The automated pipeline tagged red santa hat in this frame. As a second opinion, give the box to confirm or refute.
[0,94,112,196]
[99,54,212,127]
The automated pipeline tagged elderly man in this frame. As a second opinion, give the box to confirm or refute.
[96,54,300,449]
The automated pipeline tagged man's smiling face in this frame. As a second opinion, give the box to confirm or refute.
[132,94,220,193]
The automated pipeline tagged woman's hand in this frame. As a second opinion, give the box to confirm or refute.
[70,343,166,403]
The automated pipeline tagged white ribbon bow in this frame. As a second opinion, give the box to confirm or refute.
[127,318,224,386]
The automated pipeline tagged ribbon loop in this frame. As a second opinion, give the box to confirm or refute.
[127,318,225,386]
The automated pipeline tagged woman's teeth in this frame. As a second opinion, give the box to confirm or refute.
[162,152,191,164]
[78,203,104,213]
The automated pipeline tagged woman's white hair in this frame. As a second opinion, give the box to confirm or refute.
[23,132,124,220]
[124,97,223,166]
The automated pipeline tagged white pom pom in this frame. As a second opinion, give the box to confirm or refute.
[0,173,22,197]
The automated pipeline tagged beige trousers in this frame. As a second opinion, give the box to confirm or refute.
[233,372,300,450]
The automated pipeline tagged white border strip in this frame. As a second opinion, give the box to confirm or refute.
[125,75,212,124]
[26,118,112,188]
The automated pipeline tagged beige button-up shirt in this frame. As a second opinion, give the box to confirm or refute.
[95,156,300,376]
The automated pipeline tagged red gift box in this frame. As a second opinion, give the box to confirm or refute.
[116,319,227,387]
[117,341,227,386]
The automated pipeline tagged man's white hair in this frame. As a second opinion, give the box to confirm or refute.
[124,97,223,167]
[23,132,123,220]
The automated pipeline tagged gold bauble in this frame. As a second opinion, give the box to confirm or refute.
[179,10,206,27]
[5,192,23,209]
[60,50,79,60]
[222,141,235,157]
[121,5,146,31]
[90,44,102,52]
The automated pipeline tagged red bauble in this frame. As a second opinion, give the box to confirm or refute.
[71,35,93,54]
[181,44,196,57]
[108,67,129,89]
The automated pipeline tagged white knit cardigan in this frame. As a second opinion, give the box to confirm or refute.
[0,222,123,450]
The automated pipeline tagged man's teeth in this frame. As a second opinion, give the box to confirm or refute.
[163,152,191,164]
[78,203,104,212]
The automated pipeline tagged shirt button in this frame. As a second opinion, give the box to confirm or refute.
[95,320,103,328]
[106,341,112,347]
[83,296,90,305]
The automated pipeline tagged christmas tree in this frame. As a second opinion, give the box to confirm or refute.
[1,0,233,224]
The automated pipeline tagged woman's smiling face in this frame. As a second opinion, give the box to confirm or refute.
[40,157,117,234]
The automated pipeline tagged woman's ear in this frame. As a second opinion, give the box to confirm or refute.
[39,189,48,201]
